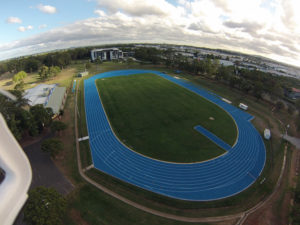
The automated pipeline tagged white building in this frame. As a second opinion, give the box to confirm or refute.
[78,71,88,77]
[239,103,248,110]
[264,129,271,140]
[219,60,234,67]
[91,48,123,61]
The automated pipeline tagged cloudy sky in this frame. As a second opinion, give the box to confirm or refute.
[1,0,300,66]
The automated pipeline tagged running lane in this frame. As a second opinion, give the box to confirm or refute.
[84,69,266,201]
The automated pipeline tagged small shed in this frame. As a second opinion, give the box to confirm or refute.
[46,86,67,114]
[239,103,248,110]
[264,129,271,140]
[78,71,89,77]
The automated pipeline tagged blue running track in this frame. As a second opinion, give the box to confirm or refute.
[84,69,266,201]
[72,80,76,93]
[194,125,232,151]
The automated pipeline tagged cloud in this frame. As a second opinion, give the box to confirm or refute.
[18,26,26,32]
[18,25,34,32]
[94,10,106,17]
[38,24,47,29]
[223,20,263,34]
[6,17,22,24]
[96,0,180,17]
[37,4,57,14]
[1,0,300,67]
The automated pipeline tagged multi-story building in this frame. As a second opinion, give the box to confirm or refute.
[90,48,123,61]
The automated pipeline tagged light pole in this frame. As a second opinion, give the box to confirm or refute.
[286,124,290,136]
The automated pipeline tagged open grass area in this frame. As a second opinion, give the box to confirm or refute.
[96,73,237,162]
[0,67,76,91]
[68,184,216,225]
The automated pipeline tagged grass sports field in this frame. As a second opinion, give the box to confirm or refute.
[96,73,237,162]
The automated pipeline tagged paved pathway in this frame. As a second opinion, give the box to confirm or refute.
[13,134,74,225]
[24,134,74,195]
[283,135,300,149]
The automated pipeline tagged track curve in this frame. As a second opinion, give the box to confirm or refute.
[84,69,266,201]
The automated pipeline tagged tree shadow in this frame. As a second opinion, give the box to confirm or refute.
[4,81,13,86]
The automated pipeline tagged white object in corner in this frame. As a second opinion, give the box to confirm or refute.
[0,114,32,225]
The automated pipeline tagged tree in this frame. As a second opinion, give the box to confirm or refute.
[25,58,40,73]
[85,62,91,69]
[275,101,284,111]
[49,66,61,78]
[8,115,22,141]
[240,79,253,94]
[295,99,300,112]
[12,71,27,83]
[39,66,49,80]
[204,58,213,76]
[30,105,53,131]
[288,104,295,115]
[41,138,63,157]
[297,117,300,132]
[14,80,25,90]
[212,58,220,75]
[253,81,264,100]
[126,57,134,66]
[51,121,67,134]
[24,186,66,225]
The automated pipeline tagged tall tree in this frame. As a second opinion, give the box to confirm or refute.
[41,138,63,158]
[25,58,40,73]
[51,121,67,134]
[39,66,49,80]
[12,71,27,83]
[30,105,53,131]
[49,66,61,78]
[24,187,66,225]
[253,81,264,100]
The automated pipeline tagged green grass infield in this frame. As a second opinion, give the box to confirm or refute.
[96,73,237,163]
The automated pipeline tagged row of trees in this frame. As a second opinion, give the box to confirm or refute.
[39,66,61,80]
[9,65,61,91]
[160,49,299,101]
[0,90,54,140]
[134,47,162,64]
[0,52,70,75]
[0,44,141,76]
[127,47,300,104]
[0,50,79,75]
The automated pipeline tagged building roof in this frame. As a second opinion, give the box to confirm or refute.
[23,84,57,106]
[46,86,66,114]
[92,48,120,52]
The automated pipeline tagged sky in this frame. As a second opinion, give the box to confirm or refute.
[0,0,300,67]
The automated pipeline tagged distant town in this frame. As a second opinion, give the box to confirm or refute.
[128,44,300,79]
